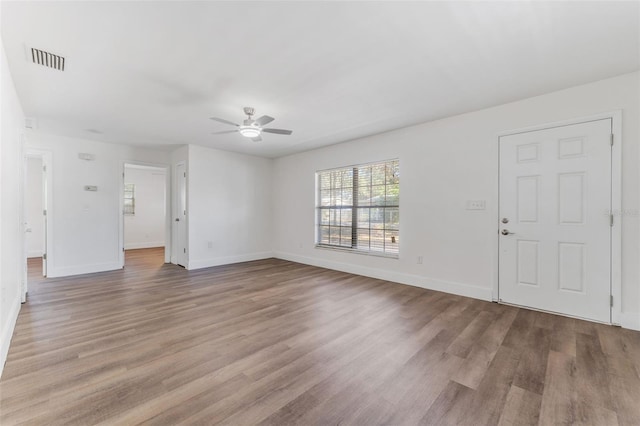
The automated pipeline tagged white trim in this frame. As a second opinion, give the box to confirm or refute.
[24,148,52,281]
[47,262,122,278]
[188,251,274,270]
[275,251,493,301]
[120,161,171,267]
[619,312,640,331]
[494,111,623,325]
[0,296,21,379]
[124,242,165,250]
[497,111,623,137]
[314,244,399,259]
[610,112,622,325]
[27,250,43,258]
[172,161,187,266]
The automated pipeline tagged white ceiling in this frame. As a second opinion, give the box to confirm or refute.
[2,1,638,158]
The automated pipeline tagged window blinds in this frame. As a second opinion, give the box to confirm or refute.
[316,159,399,256]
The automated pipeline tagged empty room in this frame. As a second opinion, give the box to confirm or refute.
[0,1,639,425]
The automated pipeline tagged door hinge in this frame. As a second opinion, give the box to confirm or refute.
[610,295,614,307]
[43,209,47,216]
[183,172,186,178]
[610,134,614,146]
[43,165,47,172]
[610,214,614,227]
[43,253,47,260]
[183,248,186,253]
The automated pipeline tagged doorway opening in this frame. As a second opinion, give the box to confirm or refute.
[121,163,170,267]
[173,161,187,268]
[23,149,52,302]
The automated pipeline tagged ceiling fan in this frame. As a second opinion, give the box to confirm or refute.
[210,107,293,142]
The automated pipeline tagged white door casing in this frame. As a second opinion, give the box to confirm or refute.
[499,118,612,323]
[24,149,52,294]
[41,160,48,277]
[175,162,188,267]
[120,161,171,267]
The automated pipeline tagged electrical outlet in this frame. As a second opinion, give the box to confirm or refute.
[466,200,486,210]
[417,256,423,264]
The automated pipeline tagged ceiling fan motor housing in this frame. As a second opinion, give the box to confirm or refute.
[210,107,292,141]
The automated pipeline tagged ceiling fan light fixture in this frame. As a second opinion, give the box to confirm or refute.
[239,126,261,138]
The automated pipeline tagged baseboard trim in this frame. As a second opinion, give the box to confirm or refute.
[47,262,123,278]
[274,251,492,302]
[0,295,21,379]
[620,311,640,331]
[188,251,274,270]
[124,242,165,250]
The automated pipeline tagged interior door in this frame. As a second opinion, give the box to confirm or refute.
[175,163,188,267]
[42,161,48,277]
[22,154,28,303]
[499,119,612,323]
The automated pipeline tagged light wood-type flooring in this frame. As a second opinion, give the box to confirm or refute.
[1,248,639,425]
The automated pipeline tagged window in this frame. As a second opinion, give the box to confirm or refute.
[316,159,399,256]
[124,183,135,215]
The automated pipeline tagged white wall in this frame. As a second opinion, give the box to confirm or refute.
[25,157,44,257]
[187,144,273,269]
[0,36,25,376]
[124,166,166,250]
[25,132,171,277]
[272,71,640,330]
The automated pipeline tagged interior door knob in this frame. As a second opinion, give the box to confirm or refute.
[175,218,180,222]
[501,229,515,235]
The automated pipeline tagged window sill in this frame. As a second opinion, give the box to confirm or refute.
[314,244,399,259]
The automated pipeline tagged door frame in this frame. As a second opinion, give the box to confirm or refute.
[495,111,622,325]
[172,161,188,267]
[119,160,172,267]
[23,149,53,299]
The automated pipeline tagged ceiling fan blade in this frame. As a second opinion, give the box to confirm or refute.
[251,135,262,142]
[262,128,293,135]
[210,117,239,127]
[211,130,239,135]
[254,115,275,126]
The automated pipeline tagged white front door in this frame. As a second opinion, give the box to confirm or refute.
[499,119,612,323]
[175,163,188,267]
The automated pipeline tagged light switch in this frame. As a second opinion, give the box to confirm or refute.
[78,153,95,161]
[466,200,486,210]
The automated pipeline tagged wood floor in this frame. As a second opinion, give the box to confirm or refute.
[1,249,639,425]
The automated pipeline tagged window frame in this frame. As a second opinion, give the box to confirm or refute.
[315,159,399,258]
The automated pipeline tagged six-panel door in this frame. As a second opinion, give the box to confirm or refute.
[499,119,612,323]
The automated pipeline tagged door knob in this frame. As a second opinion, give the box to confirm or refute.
[175,218,180,222]
[501,229,515,235]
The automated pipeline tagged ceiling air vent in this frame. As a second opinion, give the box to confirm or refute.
[31,48,65,71]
